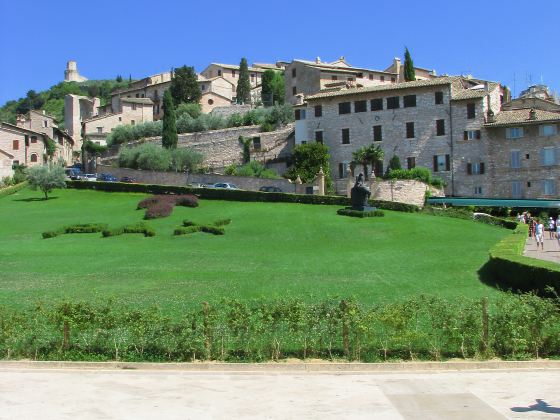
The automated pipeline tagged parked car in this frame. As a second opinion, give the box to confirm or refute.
[83,173,98,182]
[65,168,82,180]
[98,173,117,182]
[211,183,239,190]
[259,186,282,193]
[120,176,137,183]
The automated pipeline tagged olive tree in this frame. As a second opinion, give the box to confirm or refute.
[27,164,66,199]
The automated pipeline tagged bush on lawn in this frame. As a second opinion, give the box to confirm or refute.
[102,223,155,237]
[42,223,108,239]
[144,201,174,219]
[337,208,385,218]
[214,219,232,226]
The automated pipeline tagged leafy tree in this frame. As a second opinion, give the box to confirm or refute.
[285,143,333,190]
[116,75,123,83]
[162,90,178,149]
[171,148,203,172]
[176,102,202,119]
[45,137,57,160]
[261,70,285,106]
[271,71,285,105]
[136,144,172,171]
[236,58,251,105]
[352,147,369,180]
[387,154,402,175]
[169,66,201,106]
[404,47,416,82]
[366,144,384,178]
[238,136,251,163]
[27,164,66,199]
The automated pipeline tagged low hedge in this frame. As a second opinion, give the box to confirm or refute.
[42,223,108,239]
[337,208,385,218]
[0,181,28,199]
[214,219,232,226]
[67,181,420,212]
[174,225,225,236]
[474,213,517,230]
[487,224,560,295]
[102,223,155,237]
[424,206,518,230]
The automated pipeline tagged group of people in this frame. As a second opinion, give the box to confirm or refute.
[518,212,560,250]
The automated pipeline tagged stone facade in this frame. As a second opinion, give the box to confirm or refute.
[64,60,87,83]
[300,77,506,197]
[64,95,101,147]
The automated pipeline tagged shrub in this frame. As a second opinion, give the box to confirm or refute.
[144,201,174,219]
[138,194,198,219]
[386,166,446,188]
[27,164,66,199]
[102,222,155,237]
[42,223,108,239]
[182,220,197,227]
[137,196,160,209]
[474,213,518,229]
[214,219,232,226]
[174,194,199,208]
[201,225,225,235]
[337,208,385,218]
[227,113,244,127]
[0,181,28,199]
[174,225,225,236]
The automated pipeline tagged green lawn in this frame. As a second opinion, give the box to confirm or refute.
[0,188,509,313]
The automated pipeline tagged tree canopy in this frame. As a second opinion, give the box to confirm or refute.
[27,164,66,199]
[169,66,201,106]
[236,58,251,105]
[404,47,416,82]
[162,89,178,149]
[261,70,285,106]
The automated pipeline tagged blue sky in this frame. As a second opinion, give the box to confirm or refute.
[1,0,558,105]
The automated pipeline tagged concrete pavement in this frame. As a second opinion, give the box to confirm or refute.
[0,365,559,419]
[524,234,560,263]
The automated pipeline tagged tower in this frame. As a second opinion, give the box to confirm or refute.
[64,60,88,82]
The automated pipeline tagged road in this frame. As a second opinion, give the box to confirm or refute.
[0,364,559,419]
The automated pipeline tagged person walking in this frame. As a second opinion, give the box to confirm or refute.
[528,215,535,238]
[556,218,560,248]
[535,219,544,251]
[548,217,555,239]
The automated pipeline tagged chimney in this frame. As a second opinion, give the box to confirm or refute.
[315,57,321,64]
[529,108,537,120]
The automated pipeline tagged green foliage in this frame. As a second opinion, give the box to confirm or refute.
[136,144,172,171]
[102,222,155,237]
[387,154,402,173]
[226,160,280,179]
[171,148,203,172]
[118,143,202,172]
[337,208,385,218]
[404,47,416,82]
[261,70,285,106]
[386,166,446,188]
[170,66,201,106]
[176,102,202,119]
[45,138,57,158]
[0,181,28,197]
[162,90,178,149]
[174,225,225,236]
[83,139,107,156]
[107,120,163,146]
[239,136,251,164]
[236,58,251,105]
[423,206,517,229]
[286,142,333,191]
[42,223,108,239]
[27,164,66,199]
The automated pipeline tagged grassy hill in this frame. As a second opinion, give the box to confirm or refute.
[0,188,509,314]
[0,79,133,128]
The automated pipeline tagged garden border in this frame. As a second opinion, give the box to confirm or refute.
[0,181,28,198]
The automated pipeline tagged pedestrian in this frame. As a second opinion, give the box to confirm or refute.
[528,215,534,238]
[549,217,555,239]
[535,219,544,251]
[556,219,560,248]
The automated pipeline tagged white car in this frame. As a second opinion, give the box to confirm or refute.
[82,174,98,182]
[211,183,239,190]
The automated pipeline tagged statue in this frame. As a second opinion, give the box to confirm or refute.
[350,173,373,211]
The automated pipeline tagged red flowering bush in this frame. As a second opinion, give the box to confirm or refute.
[138,194,198,219]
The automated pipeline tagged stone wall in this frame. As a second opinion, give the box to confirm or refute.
[210,104,251,118]
[96,164,294,192]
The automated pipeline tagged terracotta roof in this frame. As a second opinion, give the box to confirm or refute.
[120,97,154,105]
[294,59,396,75]
[209,63,265,72]
[451,89,488,100]
[305,77,457,101]
[1,122,46,137]
[485,109,560,127]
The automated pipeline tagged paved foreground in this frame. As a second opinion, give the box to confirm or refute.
[524,235,560,263]
[0,365,559,419]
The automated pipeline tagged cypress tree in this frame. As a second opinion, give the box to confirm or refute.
[170,66,201,106]
[261,70,275,106]
[236,58,251,105]
[404,47,416,82]
[162,90,178,149]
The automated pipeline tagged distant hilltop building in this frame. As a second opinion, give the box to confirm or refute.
[64,60,88,83]
[518,84,559,104]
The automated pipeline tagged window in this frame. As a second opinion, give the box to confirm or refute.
[141,94,145,98]
[474,186,483,195]
[541,147,556,166]
[132,103,137,110]
[30,136,37,144]
[467,162,485,175]
[357,73,363,78]
[30,153,38,163]
[135,94,139,98]
[292,86,297,95]
[435,91,444,105]
[97,127,103,134]
[338,102,351,114]
[464,130,481,140]
[371,98,383,111]
[540,124,558,136]
[387,96,400,109]
[131,120,135,126]
[510,150,521,168]
[466,103,476,119]
[315,131,323,144]
[527,181,531,188]
[526,153,530,159]
[433,154,450,172]
[12,140,19,150]
[407,157,416,169]
[119,117,122,122]
[369,74,374,80]
[347,77,354,82]
[251,73,255,80]
[544,180,556,195]
[314,105,322,117]
[58,135,63,145]
[43,120,48,128]
[374,160,384,177]
[512,181,522,198]
[291,68,296,78]
[373,125,382,142]
[201,84,206,91]
[506,127,524,139]
[436,119,445,136]
[338,162,350,178]
[341,128,350,144]
[391,77,396,82]
[331,75,338,81]
[217,70,222,76]
[403,95,416,108]
[406,122,415,139]
[354,100,367,113]
[380,76,385,82]
[252,137,261,150]
[232,70,236,77]
[294,109,306,120]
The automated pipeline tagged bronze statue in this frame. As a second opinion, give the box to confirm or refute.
[350,173,372,211]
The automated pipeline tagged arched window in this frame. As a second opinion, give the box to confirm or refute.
[30,153,38,163]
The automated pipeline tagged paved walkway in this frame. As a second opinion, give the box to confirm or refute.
[523,234,560,263]
[0,366,559,419]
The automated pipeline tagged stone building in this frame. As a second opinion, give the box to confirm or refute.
[284,56,437,105]
[298,76,510,197]
[64,60,88,83]
[64,95,101,147]
[485,108,560,199]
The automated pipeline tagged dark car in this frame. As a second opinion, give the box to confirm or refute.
[259,186,282,193]
[120,176,137,183]
[98,173,117,182]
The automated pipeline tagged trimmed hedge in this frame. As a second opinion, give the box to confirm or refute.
[487,224,560,295]
[102,223,155,237]
[474,213,517,230]
[424,206,518,230]
[174,225,225,236]
[337,208,385,218]
[214,219,232,226]
[0,181,28,199]
[42,223,108,239]
[67,181,420,212]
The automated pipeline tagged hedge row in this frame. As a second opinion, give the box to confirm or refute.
[487,224,560,295]
[66,181,420,212]
[423,206,517,230]
[42,223,108,239]
[0,181,28,199]
[174,225,225,236]
[0,294,558,362]
[102,222,155,237]
[337,208,385,218]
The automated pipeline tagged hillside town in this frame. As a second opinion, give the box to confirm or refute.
[1,54,560,200]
